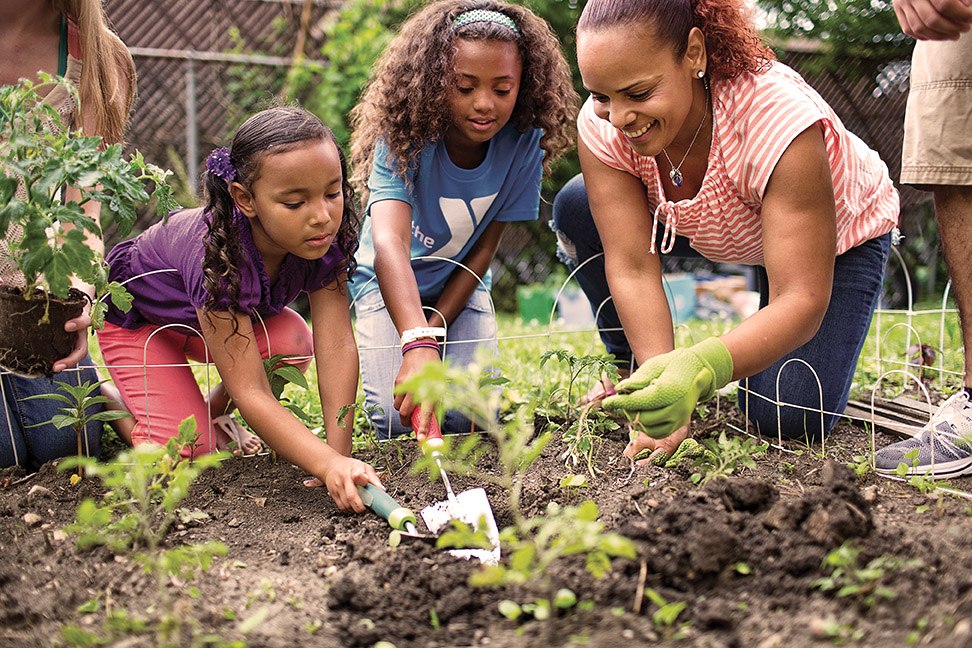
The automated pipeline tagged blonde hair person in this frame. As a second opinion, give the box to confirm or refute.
[0,0,135,469]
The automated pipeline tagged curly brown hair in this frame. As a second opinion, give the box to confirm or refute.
[349,0,578,199]
[202,107,359,338]
[577,0,775,81]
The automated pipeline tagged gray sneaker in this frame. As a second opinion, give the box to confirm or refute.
[874,390,972,479]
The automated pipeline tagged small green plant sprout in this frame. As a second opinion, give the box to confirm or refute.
[463,501,636,615]
[400,353,636,633]
[906,617,929,645]
[22,378,132,479]
[560,474,589,504]
[561,402,617,480]
[894,448,946,497]
[539,350,619,415]
[848,454,871,479]
[809,617,865,645]
[0,75,178,325]
[811,541,921,611]
[498,589,578,622]
[643,588,690,641]
[59,417,228,646]
[689,431,768,486]
[262,353,313,425]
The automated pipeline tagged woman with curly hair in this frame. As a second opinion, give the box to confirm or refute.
[97,107,382,512]
[349,0,577,439]
[552,0,899,460]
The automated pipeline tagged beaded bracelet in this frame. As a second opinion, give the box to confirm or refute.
[402,340,441,356]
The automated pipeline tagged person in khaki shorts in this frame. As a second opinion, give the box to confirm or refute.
[875,0,972,478]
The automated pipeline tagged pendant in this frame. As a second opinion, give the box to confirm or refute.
[669,168,683,188]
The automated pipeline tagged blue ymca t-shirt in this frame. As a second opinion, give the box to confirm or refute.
[352,123,543,298]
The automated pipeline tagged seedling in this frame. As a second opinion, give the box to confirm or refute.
[262,353,313,425]
[22,378,132,478]
[539,349,619,415]
[59,418,228,645]
[644,588,690,641]
[559,473,589,504]
[811,541,920,611]
[400,353,636,632]
[690,431,768,485]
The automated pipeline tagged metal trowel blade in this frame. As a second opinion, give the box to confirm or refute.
[420,487,500,565]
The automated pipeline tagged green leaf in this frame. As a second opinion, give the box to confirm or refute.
[498,599,522,620]
[554,588,577,609]
[76,598,100,614]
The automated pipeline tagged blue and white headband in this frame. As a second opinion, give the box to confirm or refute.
[453,9,520,36]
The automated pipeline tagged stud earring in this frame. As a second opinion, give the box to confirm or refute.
[697,69,705,79]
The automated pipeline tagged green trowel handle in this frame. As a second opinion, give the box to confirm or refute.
[357,484,416,531]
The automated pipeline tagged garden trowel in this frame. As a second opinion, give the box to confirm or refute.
[412,408,500,564]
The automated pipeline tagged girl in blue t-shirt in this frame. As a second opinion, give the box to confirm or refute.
[348,0,578,439]
[97,107,382,512]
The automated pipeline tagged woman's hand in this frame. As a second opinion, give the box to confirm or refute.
[624,423,691,465]
[52,310,92,373]
[317,455,384,513]
[604,338,733,439]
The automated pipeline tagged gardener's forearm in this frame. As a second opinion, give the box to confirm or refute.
[371,200,429,333]
[310,281,358,457]
[316,346,357,457]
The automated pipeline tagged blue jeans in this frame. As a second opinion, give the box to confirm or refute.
[354,288,499,439]
[0,358,104,471]
[551,173,891,441]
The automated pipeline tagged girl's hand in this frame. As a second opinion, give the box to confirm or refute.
[52,311,92,373]
[315,455,384,513]
[624,423,691,465]
[393,346,440,427]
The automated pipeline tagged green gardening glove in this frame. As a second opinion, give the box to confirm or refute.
[603,337,733,439]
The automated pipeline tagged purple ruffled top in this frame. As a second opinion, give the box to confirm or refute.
[105,207,346,331]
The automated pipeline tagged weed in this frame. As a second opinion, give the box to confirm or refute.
[689,431,768,486]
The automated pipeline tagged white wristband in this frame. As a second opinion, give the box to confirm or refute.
[400,326,447,346]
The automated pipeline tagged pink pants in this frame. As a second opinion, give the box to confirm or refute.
[97,308,312,455]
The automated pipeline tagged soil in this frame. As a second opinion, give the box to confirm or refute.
[0,286,86,378]
[2,403,972,648]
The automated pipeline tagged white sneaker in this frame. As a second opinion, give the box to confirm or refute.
[874,390,972,479]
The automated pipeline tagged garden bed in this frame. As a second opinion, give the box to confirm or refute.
[2,402,972,648]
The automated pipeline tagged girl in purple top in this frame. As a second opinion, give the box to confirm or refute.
[97,107,382,512]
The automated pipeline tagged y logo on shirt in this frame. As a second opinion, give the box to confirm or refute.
[422,193,497,257]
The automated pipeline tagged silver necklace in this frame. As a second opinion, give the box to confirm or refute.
[661,89,708,189]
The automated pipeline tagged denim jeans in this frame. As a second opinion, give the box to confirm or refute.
[551,173,892,441]
[0,358,104,471]
[354,288,499,439]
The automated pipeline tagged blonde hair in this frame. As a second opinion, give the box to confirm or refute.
[53,0,136,144]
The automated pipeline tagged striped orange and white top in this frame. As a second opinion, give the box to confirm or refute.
[578,61,899,264]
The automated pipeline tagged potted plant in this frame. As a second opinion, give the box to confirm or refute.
[0,74,178,377]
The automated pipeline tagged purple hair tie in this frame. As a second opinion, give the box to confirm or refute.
[206,147,236,183]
